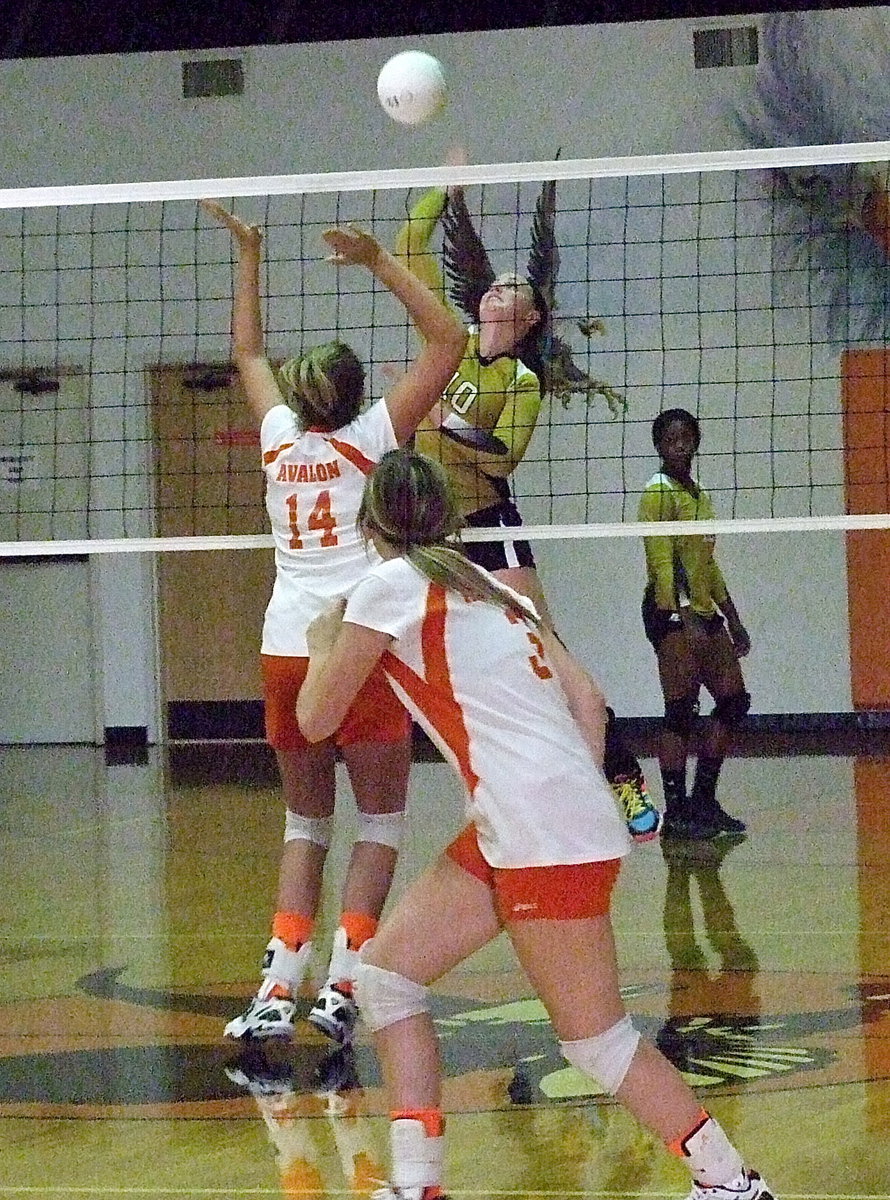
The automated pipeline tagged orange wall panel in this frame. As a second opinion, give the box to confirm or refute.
[842,349,890,708]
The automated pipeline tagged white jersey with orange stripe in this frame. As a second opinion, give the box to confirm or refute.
[260,401,397,656]
[344,558,632,869]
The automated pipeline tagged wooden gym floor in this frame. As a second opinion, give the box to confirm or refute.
[0,740,888,1200]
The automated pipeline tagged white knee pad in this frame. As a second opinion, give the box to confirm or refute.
[356,809,405,851]
[560,1015,641,1095]
[284,810,333,847]
[353,958,429,1032]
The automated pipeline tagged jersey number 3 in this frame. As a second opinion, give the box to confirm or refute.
[505,610,553,680]
[525,629,553,681]
[286,490,338,549]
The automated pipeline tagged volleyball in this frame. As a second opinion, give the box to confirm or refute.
[377,51,447,126]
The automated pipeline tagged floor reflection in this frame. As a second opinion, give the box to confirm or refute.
[225,1043,385,1199]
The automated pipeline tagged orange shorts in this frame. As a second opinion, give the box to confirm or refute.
[445,823,621,923]
[261,654,411,752]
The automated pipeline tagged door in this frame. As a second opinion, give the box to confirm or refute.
[150,364,275,737]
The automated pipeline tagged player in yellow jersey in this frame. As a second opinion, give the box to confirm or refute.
[396,184,549,614]
[639,409,751,840]
[395,173,661,842]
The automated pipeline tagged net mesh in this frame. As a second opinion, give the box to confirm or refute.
[1,143,889,553]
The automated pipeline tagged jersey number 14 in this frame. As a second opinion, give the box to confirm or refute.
[286,490,338,549]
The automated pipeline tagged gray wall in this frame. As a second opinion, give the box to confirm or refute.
[1,9,873,734]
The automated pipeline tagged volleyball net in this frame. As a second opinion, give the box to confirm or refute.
[2,141,890,555]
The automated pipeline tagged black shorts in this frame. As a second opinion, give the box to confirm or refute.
[642,588,724,650]
[463,500,536,573]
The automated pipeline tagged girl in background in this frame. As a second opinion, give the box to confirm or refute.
[639,409,751,841]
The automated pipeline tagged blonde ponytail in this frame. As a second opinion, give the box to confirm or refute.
[360,449,542,628]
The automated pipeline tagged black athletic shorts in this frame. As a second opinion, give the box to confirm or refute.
[463,500,536,573]
[642,587,724,650]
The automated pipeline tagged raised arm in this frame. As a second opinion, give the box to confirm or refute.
[395,145,478,315]
[199,199,284,425]
[394,186,450,298]
[323,225,467,446]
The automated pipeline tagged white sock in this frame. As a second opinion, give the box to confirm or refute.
[325,925,359,988]
[390,1118,444,1195]
[257,937,312,998]
[676,1114,745,1187]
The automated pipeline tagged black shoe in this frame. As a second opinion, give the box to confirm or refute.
[662,813,722,841]
[688,791,748,836]
[707,803,747,834]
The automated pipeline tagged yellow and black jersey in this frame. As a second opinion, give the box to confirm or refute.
[638,472,728,616]
[414,330,540,514]
[396,189,542,516]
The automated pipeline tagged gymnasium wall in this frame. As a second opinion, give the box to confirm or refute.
[0,7,878,734]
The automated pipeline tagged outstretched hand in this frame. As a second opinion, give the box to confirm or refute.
[322,224,381,268]
[199,199,262,251]
[445,143,468,200]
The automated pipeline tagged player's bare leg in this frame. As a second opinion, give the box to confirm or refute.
[225,741,336,1040]
[307,736,411,1044]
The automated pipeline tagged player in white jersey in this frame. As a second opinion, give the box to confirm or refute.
[200,202,466,1044]
[396,153,660,844]
[296,449,775,1200]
